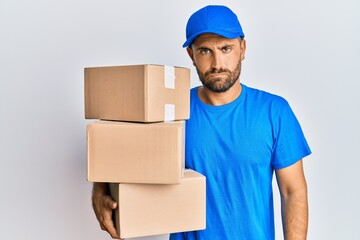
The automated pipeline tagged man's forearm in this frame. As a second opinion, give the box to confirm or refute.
[281,188,308,240]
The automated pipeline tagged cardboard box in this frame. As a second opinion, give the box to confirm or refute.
[87,120,185,184]
[109,169,206,238]
[84,64,190,122]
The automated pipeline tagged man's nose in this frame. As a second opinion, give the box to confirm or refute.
[211,52,224,70]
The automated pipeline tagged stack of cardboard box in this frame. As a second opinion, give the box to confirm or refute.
[84,64,206,239]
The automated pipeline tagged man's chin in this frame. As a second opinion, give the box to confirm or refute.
[204,84,232,93]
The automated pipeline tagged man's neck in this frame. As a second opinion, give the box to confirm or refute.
[198,80,242,106]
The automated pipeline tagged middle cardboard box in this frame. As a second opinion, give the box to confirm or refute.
[87,120,185,184]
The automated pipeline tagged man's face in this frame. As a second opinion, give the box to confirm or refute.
[187,33,246,93]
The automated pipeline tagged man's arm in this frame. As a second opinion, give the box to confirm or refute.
[92,182,121,239]
[275,160,308,240]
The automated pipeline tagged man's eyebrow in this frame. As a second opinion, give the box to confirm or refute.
[197,46,210,50]
[194,42,236,50]
[194,46,211,51]
[218,43,236,49]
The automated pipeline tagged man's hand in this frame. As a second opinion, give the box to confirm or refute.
[92,182,122,239]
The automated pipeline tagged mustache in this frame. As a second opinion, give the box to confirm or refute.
[204,68,231,77]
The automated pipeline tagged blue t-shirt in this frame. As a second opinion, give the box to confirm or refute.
[170,84,311,240]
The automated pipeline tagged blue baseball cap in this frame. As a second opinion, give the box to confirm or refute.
[183,5,245,48]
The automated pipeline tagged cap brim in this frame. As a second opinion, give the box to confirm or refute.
[182,30,244,48]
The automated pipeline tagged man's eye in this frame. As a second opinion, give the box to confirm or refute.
[200,49,211,54]
[222,47,231,53]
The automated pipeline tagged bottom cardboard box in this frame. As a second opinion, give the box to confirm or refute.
[109,169,206,238]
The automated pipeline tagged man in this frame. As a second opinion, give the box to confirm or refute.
[92,5,311,240]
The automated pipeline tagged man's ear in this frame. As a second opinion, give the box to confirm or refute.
[186,47,195,66]
[240,39,246,61]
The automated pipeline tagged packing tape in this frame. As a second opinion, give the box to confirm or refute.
[164,104,175,122]
[164,66,175,89]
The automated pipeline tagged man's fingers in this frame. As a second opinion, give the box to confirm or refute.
[92,186,120,238]
[100,223,106,231]
[101,223,120,239]
[102,216,120,239]
[99,198,119,238]
[104,196,118,209]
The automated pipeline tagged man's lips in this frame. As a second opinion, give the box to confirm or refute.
[206,72,227,78]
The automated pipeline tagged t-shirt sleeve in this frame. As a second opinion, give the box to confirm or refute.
[271,99,311,169]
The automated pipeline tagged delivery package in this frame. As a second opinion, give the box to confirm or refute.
[109,169,206,238]
[84,64,190,122]
[87,120,185,184]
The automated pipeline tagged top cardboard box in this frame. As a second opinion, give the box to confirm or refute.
[84,64,190,122]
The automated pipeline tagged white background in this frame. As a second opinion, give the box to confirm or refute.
[1,0,359,239]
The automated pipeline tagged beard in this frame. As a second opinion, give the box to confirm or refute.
[195,58,242,93]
